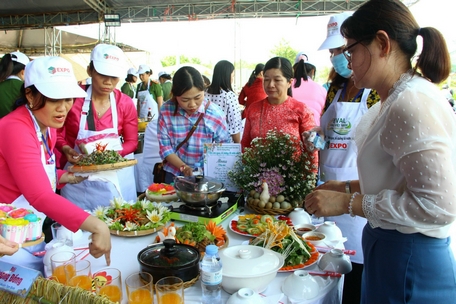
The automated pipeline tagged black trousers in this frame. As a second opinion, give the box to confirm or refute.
[342,262,363,304]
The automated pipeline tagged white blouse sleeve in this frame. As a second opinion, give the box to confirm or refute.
[362,87,456,236]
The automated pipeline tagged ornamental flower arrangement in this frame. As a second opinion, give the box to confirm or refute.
[228,129,317,209]
[92,197,171,232]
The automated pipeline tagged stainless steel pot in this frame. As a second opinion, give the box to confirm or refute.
[173,175,225,207]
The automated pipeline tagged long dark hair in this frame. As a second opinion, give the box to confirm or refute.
[171,66,205,114]
[207,60,234,94]
[341,0,450,84]
[264,57,293,97]
[0,54,27,82]
[293,59,309,88]
[247,63,264,87]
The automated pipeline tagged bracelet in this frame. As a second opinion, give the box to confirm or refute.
[345,180,351,194]
[180,165,186,172]
[348,192,360,217]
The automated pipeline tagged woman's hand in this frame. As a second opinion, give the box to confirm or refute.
[302,126,325,151]
[80,216,112,266]
[181,165,193,177]
[0,235,19,257]
[62,145,82,164]
[304,189,350,218]
[61,172,87,184]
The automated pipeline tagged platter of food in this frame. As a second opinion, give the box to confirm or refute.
[157,221,228,255]
[145,183,178,202]
[68,144,137,173]
[247,220,320,272]
[92,197,171,237]
[229,214,286,237]
[68,159,137,173]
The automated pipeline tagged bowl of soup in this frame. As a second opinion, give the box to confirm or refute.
[293,224,316,236]
[302,232,326,247]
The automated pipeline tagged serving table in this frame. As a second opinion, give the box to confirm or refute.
[78,209,343,304]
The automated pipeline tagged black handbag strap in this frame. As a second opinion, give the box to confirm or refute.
[174,101,210,153]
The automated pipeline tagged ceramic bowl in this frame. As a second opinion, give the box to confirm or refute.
[219,245,284,294]
[288,208,312,226]
[294,223,316,236]
[226,288,265,304]
[282,270,320,301]
[318,249,352,274]
[302,231,326,247]
[315,221,343,241]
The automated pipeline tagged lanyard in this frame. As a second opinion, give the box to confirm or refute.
[41,130,54,164]
[341,82,363,102]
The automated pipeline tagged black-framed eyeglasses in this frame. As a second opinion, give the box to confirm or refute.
[342,39,367,62]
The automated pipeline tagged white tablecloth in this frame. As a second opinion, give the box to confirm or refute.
[76,209,343,304]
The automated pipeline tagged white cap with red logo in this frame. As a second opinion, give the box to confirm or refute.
[24,56,87,99]
[318,12,353,51]
[90,43,127,78]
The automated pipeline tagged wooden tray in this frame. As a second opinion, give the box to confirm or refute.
[21,233,45,248]
[110,225,164,237]
[68,159,137,173]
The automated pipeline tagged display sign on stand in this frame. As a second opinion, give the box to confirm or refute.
[0,261,41,297]
[203,143,241,192]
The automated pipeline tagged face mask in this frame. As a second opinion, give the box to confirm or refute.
[330,53,352,78]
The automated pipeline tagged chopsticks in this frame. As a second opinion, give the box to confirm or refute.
[308,271,342,278]
[315,246,356,256]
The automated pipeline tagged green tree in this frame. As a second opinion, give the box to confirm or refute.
[269,38,298,65]
[161,55,202,67]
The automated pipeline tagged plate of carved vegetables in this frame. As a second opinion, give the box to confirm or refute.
[92,197,171,237]
[230,214,286,237]
[249,220,320,272]
[157,221,228,256]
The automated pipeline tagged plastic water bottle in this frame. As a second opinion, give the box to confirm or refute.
[200,245,222,304]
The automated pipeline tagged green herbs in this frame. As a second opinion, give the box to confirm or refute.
[175,222,215,244]
[77,150,127,166]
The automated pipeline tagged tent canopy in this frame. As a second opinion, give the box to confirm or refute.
[0,0,370,30]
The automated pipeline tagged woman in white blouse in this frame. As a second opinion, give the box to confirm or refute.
[304,0,456,303]
[205,60,242,143]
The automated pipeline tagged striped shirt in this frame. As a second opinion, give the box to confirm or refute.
[158,99,231,176]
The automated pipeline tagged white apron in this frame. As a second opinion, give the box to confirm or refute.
[60,87,137,211]
[137,82,158,119]
[1,108,54,273]
[319,86,370,264]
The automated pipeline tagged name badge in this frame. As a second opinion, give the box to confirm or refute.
[0,261,41,297]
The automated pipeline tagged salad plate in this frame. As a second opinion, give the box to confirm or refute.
[277,250,320,272]
[229,214,279,237]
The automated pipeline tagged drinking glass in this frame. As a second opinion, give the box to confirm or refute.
[67,260,92,291]
[94,268,123,303]
[51,222,73,247]
[50,251,76,285]
[126,272,154,304]
[155,276,184,304]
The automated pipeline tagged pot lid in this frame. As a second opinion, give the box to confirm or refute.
[174,175,224,193]
[219,245,284,277]
[138,239,200,268]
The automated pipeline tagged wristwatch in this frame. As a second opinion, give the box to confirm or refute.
[180,165,187,172]
[345,180,351,194]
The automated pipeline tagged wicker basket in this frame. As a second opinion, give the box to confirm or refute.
[0,277,115,304]
[246,201,294,215]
